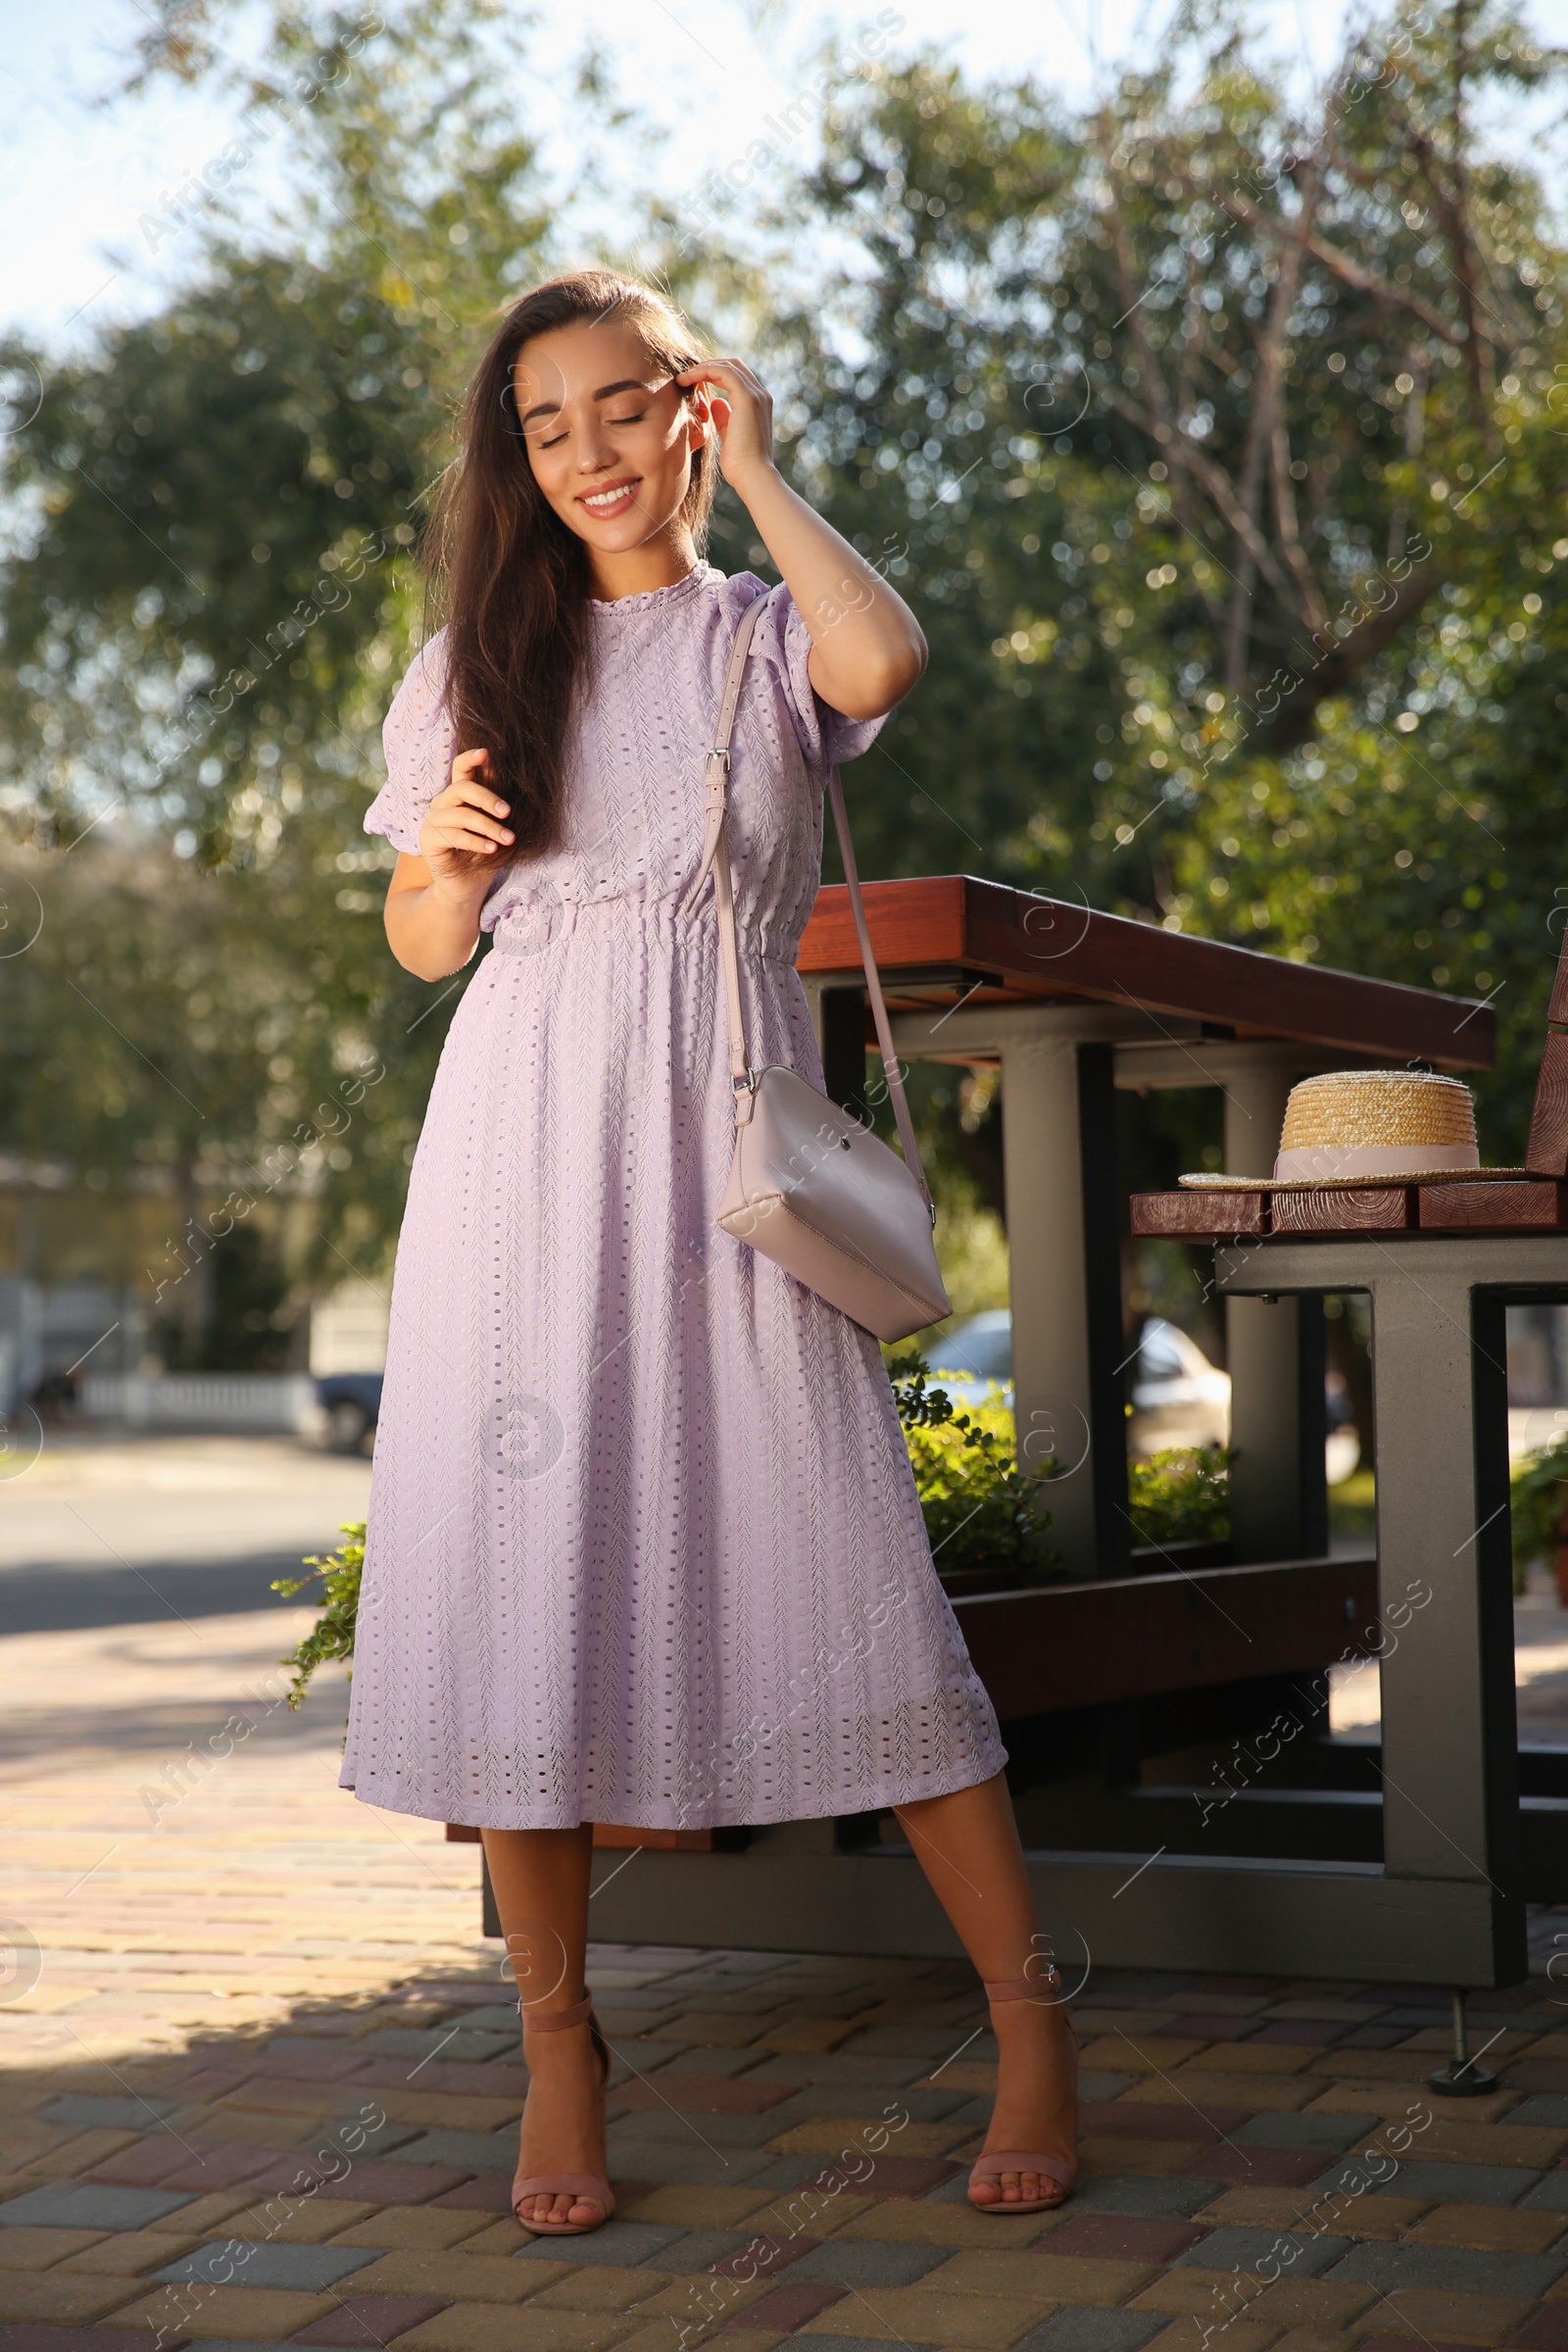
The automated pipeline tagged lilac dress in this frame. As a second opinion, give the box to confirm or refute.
[340,562,1006,1830]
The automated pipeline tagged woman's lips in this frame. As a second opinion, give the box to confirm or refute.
[577,478,641,518]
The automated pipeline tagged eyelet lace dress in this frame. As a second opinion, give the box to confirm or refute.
[340,563,1006,1829]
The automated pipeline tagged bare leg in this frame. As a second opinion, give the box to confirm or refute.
[893,1771,1077,2209]
[481,1824,605,2229]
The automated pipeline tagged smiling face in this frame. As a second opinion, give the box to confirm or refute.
[514,316,710,581]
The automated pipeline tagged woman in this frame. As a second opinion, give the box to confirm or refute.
[345,269,1077,2234]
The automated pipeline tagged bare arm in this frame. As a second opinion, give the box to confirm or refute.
[382,749,514,980]
[676,359,926,721]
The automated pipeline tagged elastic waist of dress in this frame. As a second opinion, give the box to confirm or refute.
[488,893,799,967]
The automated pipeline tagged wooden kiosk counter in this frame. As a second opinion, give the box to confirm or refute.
[490,879,1561,1990]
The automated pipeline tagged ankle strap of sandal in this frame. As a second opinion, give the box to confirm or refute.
[519,1993,593,2031]
[984,1969,1062,2001]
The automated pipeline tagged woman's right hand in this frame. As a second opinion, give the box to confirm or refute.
[417,750,514,890]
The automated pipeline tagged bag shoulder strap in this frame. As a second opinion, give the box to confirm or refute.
[698,589,933,1213]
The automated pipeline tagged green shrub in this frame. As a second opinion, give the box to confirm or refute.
[1126,1446,1231,1547]
[890,1360,1063,1585]
[271,1523,365,1708]
[1510,1436,1568,1595]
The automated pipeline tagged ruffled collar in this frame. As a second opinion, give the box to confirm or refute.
[587,562,718,615]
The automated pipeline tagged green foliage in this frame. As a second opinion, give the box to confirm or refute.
[271,1521,365,1707]
[890,1360,1062,1584]
[1510,1437,1568,1594]
[4,0,1568,1313]
[1127,1446,1232,1547]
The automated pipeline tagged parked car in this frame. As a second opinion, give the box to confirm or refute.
[926,1311,1359,1482]
[316,1371,382,1455]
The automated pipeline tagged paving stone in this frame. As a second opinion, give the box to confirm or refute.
[1507,2101,1568,2131]
[38,2096,188,2132]
[786,2341,931,2352]
[614,2077,796,2118]
[1406,2205,1568,2252]
[152,2241,381,2289]
[1322,2244,1568,2295]
[760,2023,867,2055]
[1178,2146,1329,2186]
[925,2249,1154,2307]
[764,2119,973,2160]
[58,2228,204,2274]
[325,2207,493,2250]
[1081,2104,1247,2146]
[0,2228,110,2269]
[1015,2312,1168,2352]
[514,2222,689,2269]
[356,2027,519,2064]
[292,2295,456,2344]
[716,2278,848,2334]
[1233,2114,1377,2151]
[1511,2069,1568,2099]
[529,2268,673,2312]
[1522,2180,1568,2214]
[340,2247,556,2302]
[1509,2307,1568,2349]
[836,2201,1055,2249]
[1344,2288,1535,2343]
[1066,2181,1219,2220]
[0,2272,149,2324]
[381,2130,516,2173]
[1133,2324,1276,2352]
[392,2306,642,2351]
[219,2197,382,2243]
[746,2055,922,2089]
[1170,2227,1345,2278]
[1338,2164,1541,2207]
[1246,2278,1380,2327]
[1043,2218,1209,2265]
[0,2183,196,2231]
[1401,2126,1568,2172]
[584,2144,775,2188]
[799,2284,1055,2345]
[102,2282,340,2337]
[612,2186,779,2230]
[0,2330,193,2352]
[1198,2188,1427,2240]
[1076,2139,1204,2181]
[784,2240,950,2288]
[1128,2266,1265,2320]
[1076,2041,1209,2079]
[1123,2074,1315,2115]
[611,2109,788,2150]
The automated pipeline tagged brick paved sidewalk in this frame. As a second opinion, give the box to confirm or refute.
[7,1946,1568,2352]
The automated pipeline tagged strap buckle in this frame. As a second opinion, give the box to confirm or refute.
[707,747,731,771]
[732,1067,759,1096]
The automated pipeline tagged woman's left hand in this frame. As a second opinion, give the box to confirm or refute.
[674,360,774,491]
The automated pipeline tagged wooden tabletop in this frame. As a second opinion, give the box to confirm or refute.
[799,875,1494,1070]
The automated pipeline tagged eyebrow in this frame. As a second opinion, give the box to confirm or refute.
[516,376,668,429]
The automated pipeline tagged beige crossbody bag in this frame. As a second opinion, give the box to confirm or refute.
[681,591,951,1345]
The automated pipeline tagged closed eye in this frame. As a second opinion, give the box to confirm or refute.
[535,409,647,451]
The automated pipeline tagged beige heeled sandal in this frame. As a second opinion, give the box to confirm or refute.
[512,1993,615,2236]
[967,1969,1079,2216]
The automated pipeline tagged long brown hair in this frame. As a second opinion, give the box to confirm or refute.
[426,270,717,867]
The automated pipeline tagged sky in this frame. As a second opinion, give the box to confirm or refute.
[0,0,1560,355]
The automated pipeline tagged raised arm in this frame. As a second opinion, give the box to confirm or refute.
[676,360,927,722]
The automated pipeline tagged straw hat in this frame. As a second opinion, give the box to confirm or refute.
[1180,1068,1523,1192]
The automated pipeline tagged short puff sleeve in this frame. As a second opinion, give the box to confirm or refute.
[365,629,455,855]
[737,579,891,770]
